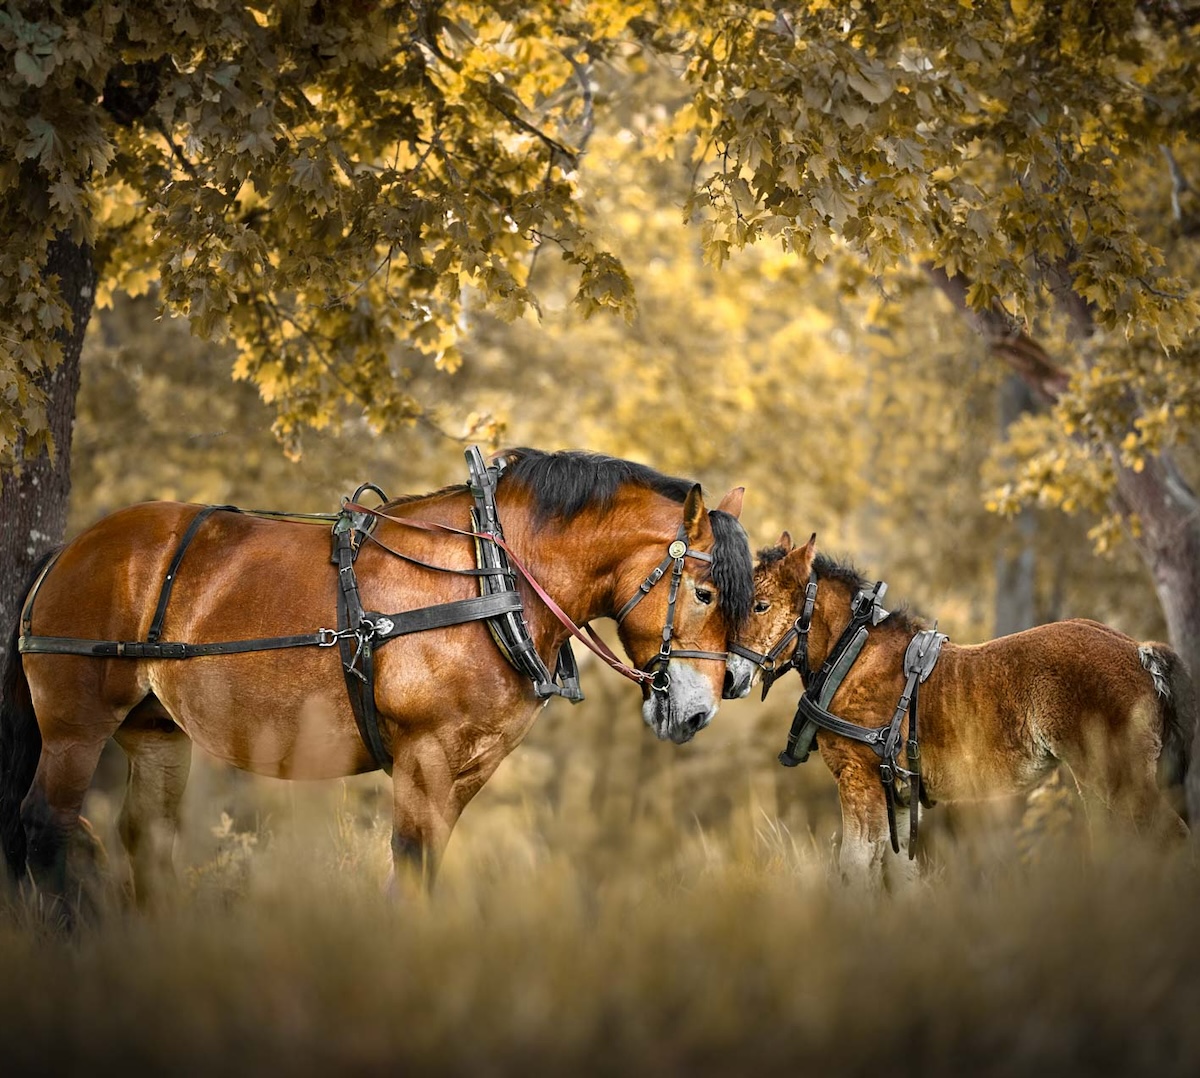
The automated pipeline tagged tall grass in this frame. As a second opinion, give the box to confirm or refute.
[3,793,1198,1073]
[2,686,1198,1076]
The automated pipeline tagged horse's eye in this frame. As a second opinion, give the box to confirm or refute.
[695,587,714,605]
[754,600,771,614]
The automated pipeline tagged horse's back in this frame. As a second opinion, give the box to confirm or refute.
[27,501,334,642]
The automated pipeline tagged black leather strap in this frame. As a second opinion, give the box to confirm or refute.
[465,446,583,703]
[19,632,332,659]
[372,593,523,641]
[907,680,922,858]
[147,505,240,642]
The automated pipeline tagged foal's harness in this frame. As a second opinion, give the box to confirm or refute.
[732,574,946,858]
[18,448,726,774]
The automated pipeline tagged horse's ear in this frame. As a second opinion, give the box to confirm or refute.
[682,484,710,543]
[716,486,744,519]
[777,531,793,553]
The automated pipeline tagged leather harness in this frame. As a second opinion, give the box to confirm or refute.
[18,448,728,775]
[734,570,946,858]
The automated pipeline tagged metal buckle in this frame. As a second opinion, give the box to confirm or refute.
[317,628,340,647]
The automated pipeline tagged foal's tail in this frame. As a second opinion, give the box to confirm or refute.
[1138,644,1195,812]
[0,551,54,885]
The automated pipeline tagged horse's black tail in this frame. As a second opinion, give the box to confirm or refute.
[0,550,54,885]
[1138,644,1195,820]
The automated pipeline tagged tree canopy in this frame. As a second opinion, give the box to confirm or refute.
[1,0,645,463]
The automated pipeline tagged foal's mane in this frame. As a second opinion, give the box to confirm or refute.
[756,546,925,634]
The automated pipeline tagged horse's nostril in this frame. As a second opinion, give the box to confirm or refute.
[723,669,736,696]
[687,710,708,731]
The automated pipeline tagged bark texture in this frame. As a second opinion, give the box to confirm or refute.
[0,235,96,665]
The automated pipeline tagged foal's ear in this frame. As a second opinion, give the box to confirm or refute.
[777,531,794,553]
[682,483,710,542]
[785,532,817,581]
[716,486,744,519]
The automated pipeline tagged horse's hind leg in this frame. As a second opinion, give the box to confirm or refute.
[21,720,118,917]
[113,699,192,907]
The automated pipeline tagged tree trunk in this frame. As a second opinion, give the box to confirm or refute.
[0,234,95,665]
[993,375,1039,638]
[1112,457,1200,819]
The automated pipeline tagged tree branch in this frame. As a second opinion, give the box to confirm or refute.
[923,264,1071,404]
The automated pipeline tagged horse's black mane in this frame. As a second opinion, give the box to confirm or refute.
[381,448,692,517]
[756,545,924,633]
[392,448,753,628]
[501,448,752,628]
[499,448,695,519]
[708,509,753,630]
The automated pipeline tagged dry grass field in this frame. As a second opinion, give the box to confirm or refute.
[2,684,1198,1077]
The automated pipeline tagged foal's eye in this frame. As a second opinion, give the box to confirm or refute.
[695,587,714,605]
[754,600,771,615]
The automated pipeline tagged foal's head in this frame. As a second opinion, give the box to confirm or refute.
[736,531,819,690]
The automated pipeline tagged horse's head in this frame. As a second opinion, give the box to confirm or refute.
[616,484,754,744]
[733,530,818,696]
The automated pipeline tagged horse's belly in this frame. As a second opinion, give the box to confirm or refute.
[150,659,375,779]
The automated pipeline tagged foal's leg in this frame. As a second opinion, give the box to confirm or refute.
[113,708,192,907]
[888,804,923,891]
[1055,699,1187,849]
[836,764,890,888]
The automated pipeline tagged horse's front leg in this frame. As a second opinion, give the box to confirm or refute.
[835,762,890,889]
[388,732,460,894]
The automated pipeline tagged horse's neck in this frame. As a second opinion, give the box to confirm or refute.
[491,495,627,643]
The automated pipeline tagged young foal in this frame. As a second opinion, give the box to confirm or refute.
[1,449,754,912]
[738,533,1193,885]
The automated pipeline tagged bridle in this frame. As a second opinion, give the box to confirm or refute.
[614,524,730,694]
[729,570,819,699]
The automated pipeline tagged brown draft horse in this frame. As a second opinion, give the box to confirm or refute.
[0,449,754,911]
[738,533,1194,886]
